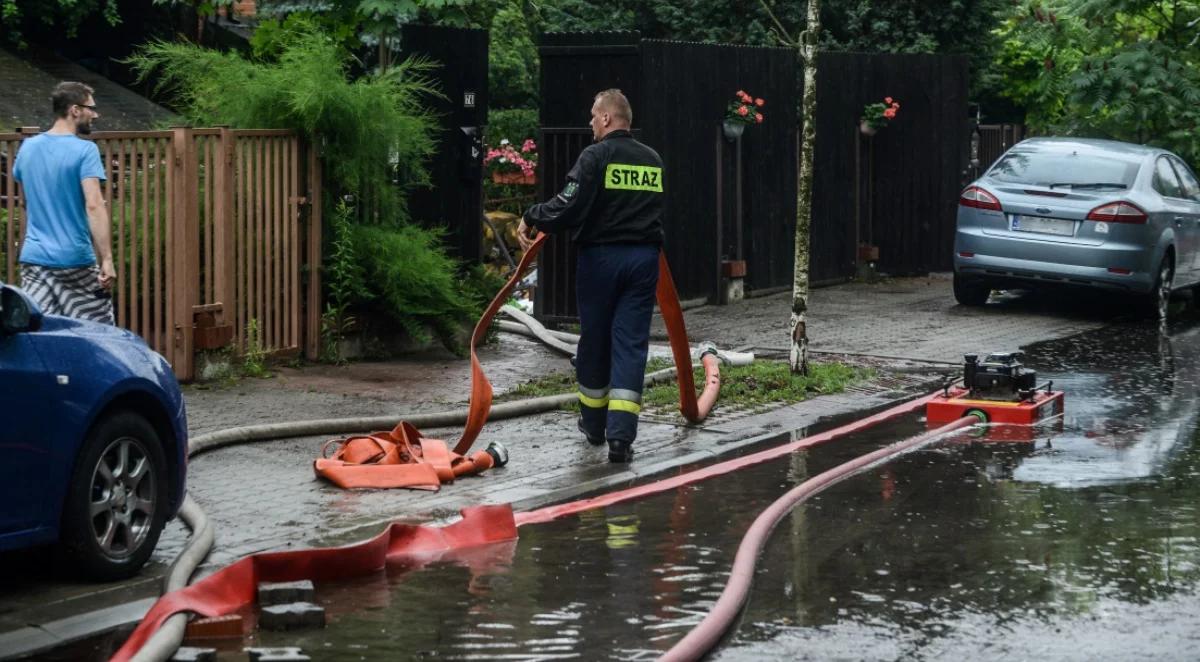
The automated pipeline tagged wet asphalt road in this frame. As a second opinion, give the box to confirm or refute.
[219,310,1200,660]
[718,316,1200,660]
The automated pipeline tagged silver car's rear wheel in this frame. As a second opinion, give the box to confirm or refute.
[1143,256,1174,321]
[953,272,990,306]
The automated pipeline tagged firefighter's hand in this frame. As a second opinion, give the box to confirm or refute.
[516,218,537,252]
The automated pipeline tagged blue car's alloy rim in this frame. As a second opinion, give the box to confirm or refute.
[89,436,158,559]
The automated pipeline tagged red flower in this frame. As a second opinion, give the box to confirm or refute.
[893,102,900,110]
[755,113,763,123]
[883,108,896,119]
[737,105,749,116]
[755,98,764,107]
[736,90,747,99]
[884,96,893,104]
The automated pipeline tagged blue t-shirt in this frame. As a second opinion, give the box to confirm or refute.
[12,133,107,268]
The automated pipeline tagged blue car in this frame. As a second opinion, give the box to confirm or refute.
[0,283,187,580]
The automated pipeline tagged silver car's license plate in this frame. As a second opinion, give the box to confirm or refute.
[1011,214,1075,237]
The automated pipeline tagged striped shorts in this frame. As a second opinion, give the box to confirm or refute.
[20,263,116,325]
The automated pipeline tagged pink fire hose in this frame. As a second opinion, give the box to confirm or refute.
[660,414,979,661]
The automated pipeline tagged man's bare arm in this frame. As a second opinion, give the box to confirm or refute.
[82,177,115,289]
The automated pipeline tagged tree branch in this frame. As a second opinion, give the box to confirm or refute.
[758,0,797,46]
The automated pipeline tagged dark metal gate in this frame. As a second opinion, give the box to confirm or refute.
[400,24,488,262]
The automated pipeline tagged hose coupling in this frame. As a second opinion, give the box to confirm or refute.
[697,341,720,359]
[486,441,510,467]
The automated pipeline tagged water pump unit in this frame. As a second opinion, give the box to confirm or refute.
[926,351,1064,427]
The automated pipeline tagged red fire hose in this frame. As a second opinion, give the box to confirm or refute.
[660,414,979,661]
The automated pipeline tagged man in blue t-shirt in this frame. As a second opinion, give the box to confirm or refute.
[12,81,115,324]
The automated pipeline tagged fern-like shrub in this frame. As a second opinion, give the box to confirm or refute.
[127,28,439,217]
[352,224,478,353]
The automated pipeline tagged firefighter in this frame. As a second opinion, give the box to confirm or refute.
[517,88,665,463]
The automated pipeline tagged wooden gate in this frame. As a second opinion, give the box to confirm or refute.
[0,127,322,381]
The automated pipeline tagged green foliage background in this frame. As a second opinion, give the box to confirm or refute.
[485,108,538,145]
[1,0,119,46]
[993,0,1200,166]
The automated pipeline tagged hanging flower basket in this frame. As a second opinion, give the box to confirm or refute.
[722,89,764,141]
[485,139,538,186]
[860,97,899,137]
[492,171,536,185]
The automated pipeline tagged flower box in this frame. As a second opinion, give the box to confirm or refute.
[492,171,536,185]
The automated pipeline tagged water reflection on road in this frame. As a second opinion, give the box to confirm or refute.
[721,316,1200,661]
[250,317,1200,661]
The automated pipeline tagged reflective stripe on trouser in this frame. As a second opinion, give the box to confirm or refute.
[577,384,610,437]
[575,243,659,444]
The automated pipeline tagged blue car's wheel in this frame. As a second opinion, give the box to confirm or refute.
[59,412,168,581]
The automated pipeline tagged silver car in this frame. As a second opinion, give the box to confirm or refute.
[954,137,1200,319]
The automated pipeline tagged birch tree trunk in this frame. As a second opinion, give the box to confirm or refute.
[789,0,820,374]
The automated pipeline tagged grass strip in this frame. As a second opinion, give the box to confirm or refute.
[496,359,872,413]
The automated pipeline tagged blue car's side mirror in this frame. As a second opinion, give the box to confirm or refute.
[0,284,43,334]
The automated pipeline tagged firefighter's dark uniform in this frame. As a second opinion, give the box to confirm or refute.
[524,129,664,462]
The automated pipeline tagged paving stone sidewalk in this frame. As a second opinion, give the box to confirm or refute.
[0,274,1122,658]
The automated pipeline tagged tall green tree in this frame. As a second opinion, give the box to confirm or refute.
[995,0,1200,165]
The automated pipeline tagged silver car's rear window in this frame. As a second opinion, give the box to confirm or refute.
[987,148,1142,187]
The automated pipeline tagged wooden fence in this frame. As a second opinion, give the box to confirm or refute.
[0,127,321,381]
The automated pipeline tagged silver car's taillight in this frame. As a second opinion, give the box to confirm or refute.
[960,185,1002,211]
[1086,201,1147,224]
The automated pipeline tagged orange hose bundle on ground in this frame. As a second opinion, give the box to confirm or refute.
[313,234,718,489]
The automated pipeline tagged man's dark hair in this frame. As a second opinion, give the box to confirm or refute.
[595,89,632,125]
[51,82,95,118]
